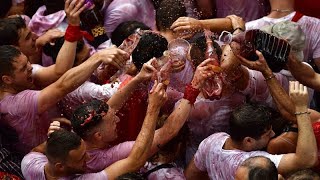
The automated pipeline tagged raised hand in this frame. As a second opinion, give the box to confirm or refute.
[289,81,309,111]
[191,58,216,89]
[226,15,245,31]
[47,121,61,137]
[136,58,158,82]
[149,80,168,108]
[36,29,64,48]
[99,46,129,69]
[65,0,89,26]
[236,50,271,75]
[170,17,203,39]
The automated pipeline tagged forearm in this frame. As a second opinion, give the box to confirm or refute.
[128,105,160,169]
[55,53,101,93]
[263,69,296,123]
[107,76,144,112]
[200,18,233,32]
[54,41,77,75]
[31,142,46,153]
[151,99,191,155]
[295,107,318,167]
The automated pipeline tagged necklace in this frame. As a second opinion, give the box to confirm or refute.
[271,9,294,13]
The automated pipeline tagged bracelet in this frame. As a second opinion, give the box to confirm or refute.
[294,111,311,115]
[264,74,275,81]
[183,84,200,105]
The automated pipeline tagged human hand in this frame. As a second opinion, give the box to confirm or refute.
[65,0,89,26]
[191,58,216,89]
[289,81,309,111]
[135,58,158,82]
[170,17,203,39]
[171,60,186,73]
[149,80,168,108]
[226,15,245,31]
[236,50,272,76]
[99,46,129,69]
[47,121,61,137]
[35,29,64,48]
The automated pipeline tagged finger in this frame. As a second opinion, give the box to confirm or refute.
[155,83,165,92]
[294,81,299,92]
[289,81,294,94]
[65,0,72,10]
[198,58,214,67]
[74,3,87,16]
[70,0,85,15]
[150,80,158,93]
[299,83,304,92]
[236,54,254,68]
[172,26,192,32]
[303,85,308,94]
[109,60,121,70]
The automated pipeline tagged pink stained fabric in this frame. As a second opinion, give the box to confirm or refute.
[193,132,283,179]
[103,0,156,37]
[86,141,135,173]
[215,0,270,22]
[169,60,194,93]
[185,69,288,162]
[29,5,67,36]
[21,152,109,180]
[0,90,52,154]
[246,12,320,64]
[143,162,186,180]
[58,81,119,119]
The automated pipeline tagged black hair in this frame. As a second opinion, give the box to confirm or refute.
[229,103,272,142]
[117,172,146,180]
[46,129,82,162]
[0,16,26,46]
[43,0,65,15]
[43,36,85,63]
[156,0,186,31]
[240,156,278,180]
[71,100,109,139]
[189,33,222,67]
[287,169,320,180]
[132,32,168,70]
[0,45,22,85]
[111,21,151,46]
[0,0,13,18]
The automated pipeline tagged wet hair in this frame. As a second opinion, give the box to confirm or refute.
[156,0,186,31]
[132,32,168,70]
[0,45,22,85]
[240,156,278,180]
[117,172,146,180]
[71,100,109,139]
[0,16,26,46]
[43,0,65,15]
[229,103,272,142]
[46,129,82,163]
[111,21,151,46]
[189,33,222,67]
[287,169,320,180]
[43,36,85,63]
[0,0,12,18]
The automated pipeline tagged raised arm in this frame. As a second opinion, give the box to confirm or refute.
[287,54,320,91]
[38,47,128,114]
[106,58,157,112]
[150,58,214,155]
[104,81,167,179]
[237,51,296,123]
[277,81,318,175]
[33,0,87,88]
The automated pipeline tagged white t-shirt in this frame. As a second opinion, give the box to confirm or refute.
[194,132,283,180]
[21,152,108,180]
[246,12,320,64]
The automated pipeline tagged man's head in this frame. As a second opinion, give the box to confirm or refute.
[71,100,119,144]
[0,17,38,57]
[132,32,168,70]
[0,45,33,91]
[156,0,187,32]
[43,37,90,66]
[235,156,278,180]
[111,21,151,46]
[287,169,320,180]
[46,129,89,175]
[229,103,275,151]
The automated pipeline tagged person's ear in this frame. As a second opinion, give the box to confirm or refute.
[2,75,14,85]
[55,162,64,171]
[93,131,102,141]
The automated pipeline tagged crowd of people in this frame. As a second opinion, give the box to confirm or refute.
[0,0,320,179]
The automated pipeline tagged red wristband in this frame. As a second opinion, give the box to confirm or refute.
[65,25,94,42]
[183,84,200,105]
